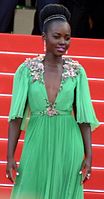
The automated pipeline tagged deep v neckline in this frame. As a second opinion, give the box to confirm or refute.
[25,54,80,106]
[42,61,65,106]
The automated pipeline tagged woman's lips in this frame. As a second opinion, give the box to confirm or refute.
[56,47,66,52]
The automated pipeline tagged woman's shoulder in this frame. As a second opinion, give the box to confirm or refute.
[24,55,44,82]
[63,57,85,77]
[65,57,86,70]
[15,55,43,75]
[24,55,44,69]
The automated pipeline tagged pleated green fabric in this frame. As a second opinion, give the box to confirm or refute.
[76,67,99,131]
[9,56,99,199]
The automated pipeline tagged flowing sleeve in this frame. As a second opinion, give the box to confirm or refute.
[8,63,30,130]
[76,66,100,131]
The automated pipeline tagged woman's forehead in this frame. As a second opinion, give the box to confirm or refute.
[47,21,71,34]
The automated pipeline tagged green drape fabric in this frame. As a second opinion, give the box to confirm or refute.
[8,58,99,199]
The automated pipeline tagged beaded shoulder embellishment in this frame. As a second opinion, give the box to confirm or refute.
[62,58,80,79]
[24,55,80,83]
[24,55,44,82]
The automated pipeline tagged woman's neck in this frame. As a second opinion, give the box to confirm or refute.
[44,53,63,68]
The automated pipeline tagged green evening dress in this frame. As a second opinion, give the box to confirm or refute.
[9,55,99,199]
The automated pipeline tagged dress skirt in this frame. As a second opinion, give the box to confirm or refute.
[11,114,84,199]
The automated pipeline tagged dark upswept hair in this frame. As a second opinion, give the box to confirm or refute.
[39,4,71,33]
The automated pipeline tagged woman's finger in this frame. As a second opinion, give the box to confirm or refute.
[6,161,19,183]
[6,168,15,183]
[13,161,19,176]
[81,171,91,184]
[79,159,86,174]
[80,158,91,184]
[86,173,91,180]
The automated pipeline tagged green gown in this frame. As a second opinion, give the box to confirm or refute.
[9,55,99,199]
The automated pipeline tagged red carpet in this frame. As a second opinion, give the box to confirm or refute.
[0,33,104,198]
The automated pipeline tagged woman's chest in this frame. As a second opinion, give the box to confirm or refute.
[44,70,62,104]
[28,77,77,107]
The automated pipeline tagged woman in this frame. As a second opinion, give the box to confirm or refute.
[6,4,99,199]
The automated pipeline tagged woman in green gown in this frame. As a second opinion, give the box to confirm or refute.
[6,4,99,199]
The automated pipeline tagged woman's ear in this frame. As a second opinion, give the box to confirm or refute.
[42,32,46,41]
[42,32,46,52]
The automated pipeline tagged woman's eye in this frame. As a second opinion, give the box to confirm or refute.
[53,35,70,40]
[53,35,60,39]
[66,37,70,41]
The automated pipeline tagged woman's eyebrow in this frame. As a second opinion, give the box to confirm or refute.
[53,32,70,36]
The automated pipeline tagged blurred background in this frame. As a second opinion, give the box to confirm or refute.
[0,0,36,35]
[14,0,35,34]
[0,0,104,38]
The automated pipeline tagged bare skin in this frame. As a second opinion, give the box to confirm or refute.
[79,123,92,184]
[6,20,92,184]
[6,118,22,182]
[43,21,71,104]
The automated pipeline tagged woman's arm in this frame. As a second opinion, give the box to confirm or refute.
[6,118,22,183]
[73,89,92,183]
[78,123,92,184]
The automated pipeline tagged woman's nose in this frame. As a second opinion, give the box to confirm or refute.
[59,37,65,44]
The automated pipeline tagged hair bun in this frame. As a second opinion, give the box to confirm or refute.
[39,4,71,33]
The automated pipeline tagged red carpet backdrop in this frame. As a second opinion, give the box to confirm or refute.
[0,34,104,199]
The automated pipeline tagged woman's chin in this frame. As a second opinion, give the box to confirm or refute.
[55,50,66,56]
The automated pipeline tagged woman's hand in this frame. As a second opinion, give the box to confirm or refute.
[6,158,19,183]
[78,123,92,184]
[6,119,21,183]
[80,156,92,184]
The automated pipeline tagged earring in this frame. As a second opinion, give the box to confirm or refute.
[44,40,46,52]
[65,50,68,55]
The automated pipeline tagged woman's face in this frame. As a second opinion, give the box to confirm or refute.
[44,21,71,56]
